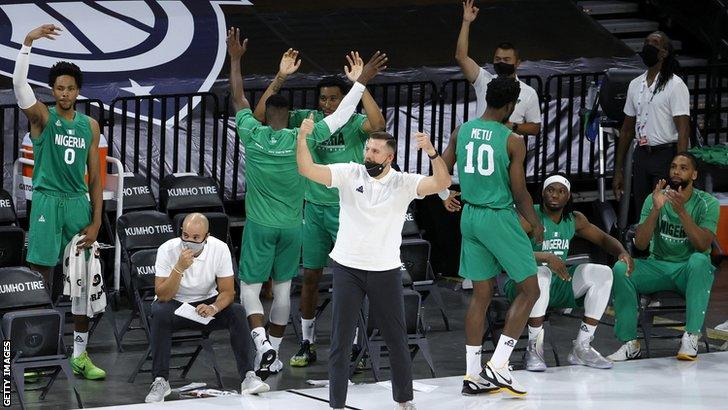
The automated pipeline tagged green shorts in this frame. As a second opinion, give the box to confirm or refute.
[239,219,302,284]
[458,204,537,283]
[302,202,339,269]
[504,265,583,308]
[26,189,91,267]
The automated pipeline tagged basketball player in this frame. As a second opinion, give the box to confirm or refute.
[252,50,386,367]
[226,28,386,378]
[13,24,105,379]
[502,173,633,371]
[441,76,543,396]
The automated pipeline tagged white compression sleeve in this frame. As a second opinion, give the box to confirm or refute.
[571,263,613,321]
[530,265,552,318]
[269,280,292,326]
[239,282,264,317]
[13,45,37,110]
[322,82,366,133]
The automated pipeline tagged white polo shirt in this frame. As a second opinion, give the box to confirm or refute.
[623,72,690,146]
[327,163,425,271]
[155,236,234,303]
[473,67,541,124]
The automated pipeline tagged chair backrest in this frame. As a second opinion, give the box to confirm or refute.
[0,267,53,314]
[400,238,432,283]
[106,173,157,213]
[117,210,176,253]
[401,203,421,238]
[368,289,421,335]
[173,212,230,243]
[129,249,158,292]
[158,174,224,215]
[0,189,18,226]
[0,226,24,268]
[2,309,63,358]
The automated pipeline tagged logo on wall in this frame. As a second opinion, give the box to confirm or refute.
[0,0,252,124]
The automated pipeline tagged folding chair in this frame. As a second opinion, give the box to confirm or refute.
[0,188,20,226]
[0,226,24,268]
[400,238,450,330]
[158,174,225,217]
[0,267,82,409]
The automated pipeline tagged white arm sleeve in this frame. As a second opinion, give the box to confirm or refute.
[13,45,37,110]
[323,82,366,133]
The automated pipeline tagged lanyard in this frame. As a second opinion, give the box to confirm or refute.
[636,73,659,138]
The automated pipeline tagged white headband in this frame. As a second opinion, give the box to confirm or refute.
[543,175,571,192]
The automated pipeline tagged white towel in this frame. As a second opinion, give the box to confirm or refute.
[63,234,106,318]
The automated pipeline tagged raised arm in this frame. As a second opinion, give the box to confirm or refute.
[508,134,544,243]
[15,24,60,137]
[634,180,666,251]
[297,113,333,186]
[666,187,716,252]
[226,28,250,113]
[455,0,481,83]
[415,132,451,196]
[252,49,301,122]
[343,52,385,133]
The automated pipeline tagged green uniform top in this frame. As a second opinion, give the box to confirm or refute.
[289,109,368,206]
[32,107,93,194]
[456,119,513,209]
[235,108,332,228]
[639,188,720,263]
[532,205,576,262]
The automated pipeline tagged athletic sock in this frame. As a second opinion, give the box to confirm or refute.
[352,327,359,345]
[527,325,543,342]
[490,335,517,369]
[465,345,482,376]
[302,318,316,343]
[73,331,88,358]
[577,322,597,344]
[269,335,283,352]
[251,327,268,351]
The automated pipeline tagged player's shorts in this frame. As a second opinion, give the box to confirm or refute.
[504,265,583,308]
[302,201,339,269]
[26,189,91,267]
[239,219,302,284]
[458,204,537,283]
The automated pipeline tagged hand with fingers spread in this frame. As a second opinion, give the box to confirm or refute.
[344,51,364,82]
[462,0,480,23]
[297,112,315,141]
[226,27,248,59]
[443,190,462,212]
[356,51,388,85]
[24,24,62,46]
[652,179,668,210]
[665,185,688,214]
[279,48,301,77]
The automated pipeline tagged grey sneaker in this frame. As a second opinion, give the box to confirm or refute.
[524,330,547,372]
[396,402,417,410]
[676,332,699,361]
[568,339,613,369]
[241,371,270,395]
[145,377,171,403]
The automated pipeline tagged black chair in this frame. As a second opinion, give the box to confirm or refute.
[103,173,157,238]
[0,188,20,226]
[400,238,450,330]
[0,267,82,409]
[401,204,421,239]
[0,226,24,268]
[158,174,225,217]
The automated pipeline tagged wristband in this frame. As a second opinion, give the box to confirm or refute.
[428,151,439,160]
[172,267,184,277]
[437,189,450,201]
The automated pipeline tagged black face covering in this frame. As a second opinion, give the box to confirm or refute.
[364,160,387,178]
[639,44,660,67]
[494,62,516,76]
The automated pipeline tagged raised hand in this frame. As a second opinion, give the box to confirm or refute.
[24,24,62,46]
[463,0,479,23]
[176,248,195,272]
[665,185,688,214]
[226,27,248,59]
[298,112,315,140]
[356,51,388,85]
[414,132,436,156]
[344,51,364,82]
[279,48,301,76]
[652,179,668,210]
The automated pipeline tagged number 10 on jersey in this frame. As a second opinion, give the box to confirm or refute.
[463,141,494,176]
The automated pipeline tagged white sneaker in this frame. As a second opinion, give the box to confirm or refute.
[607,340,641,362]
[524,330,546,372]
[270,358,284,373]
[677,332,699,361]
[568,339,613,369]
[145,377,171,403]
[481,361,526,396]
[461,373,500,395]
[396,401,417,410]
[715,320,728,332]
[255,344,277,380]
[241,371,270,395]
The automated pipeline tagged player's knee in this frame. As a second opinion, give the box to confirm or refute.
[611,261,628,282]
[302,269,323,287]
[592,264,613,288]
[687,253,710,270]
[518,276,541,302]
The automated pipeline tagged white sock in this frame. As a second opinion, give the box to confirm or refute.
[577,322,597,344]
[302,318,316,343]
[269,335,283,352]
[527,325,543,341]
[251,327,268,351]
[352,327,359,345]
[490,335,517,369]
[465,345,482,376]
[73,331,88,358]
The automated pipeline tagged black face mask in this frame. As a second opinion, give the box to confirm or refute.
[364,160,387,178]
[639,44,661,67]
[494,62,516,76]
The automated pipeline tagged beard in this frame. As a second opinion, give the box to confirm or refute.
[668,177,690,190]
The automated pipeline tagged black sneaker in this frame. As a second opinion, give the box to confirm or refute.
[290,340,317,367]
[255,346,277,381]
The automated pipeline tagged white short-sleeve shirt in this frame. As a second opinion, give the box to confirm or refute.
[473,67,541,124]
[327,163,425,271]
[155,236,234,303]
[623,72,690,146]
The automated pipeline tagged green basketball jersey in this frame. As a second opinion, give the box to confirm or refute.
[456,119,513,209]
[289,109,368,206]
[639,188,719,263]
[235,108,332,228]
[32,107,92,194]
[532,205,576,262]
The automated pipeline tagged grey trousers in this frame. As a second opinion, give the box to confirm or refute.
[328,260,413,408]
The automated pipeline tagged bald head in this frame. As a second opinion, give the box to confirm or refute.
[181,213,209,242]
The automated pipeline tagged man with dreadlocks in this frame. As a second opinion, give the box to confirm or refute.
[613,31,691,220]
